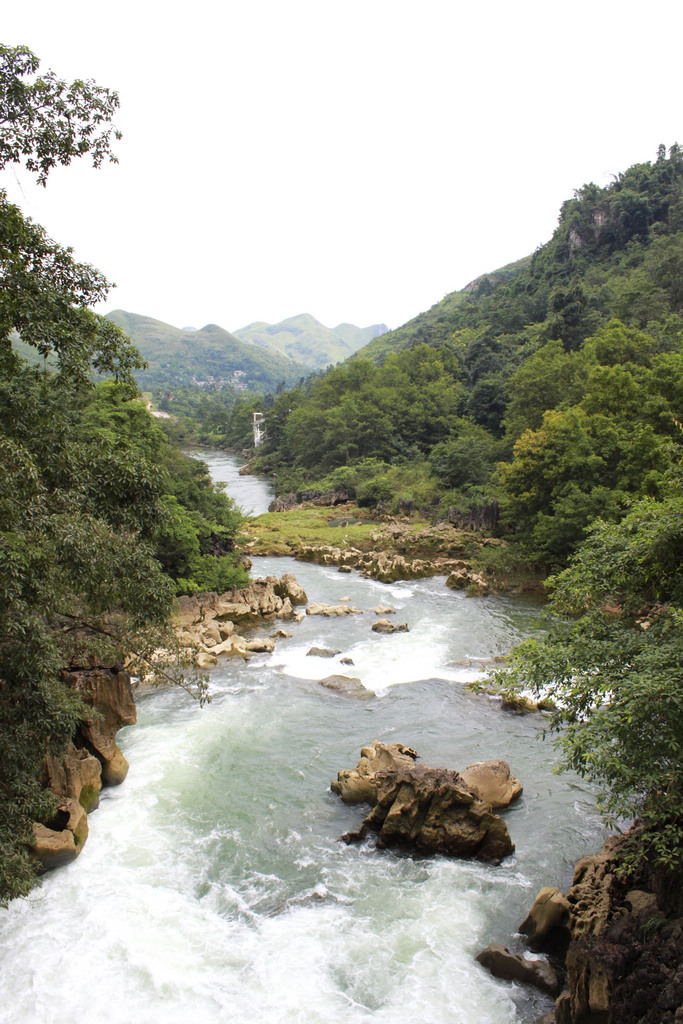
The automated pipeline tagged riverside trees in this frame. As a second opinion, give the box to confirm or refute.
[491,472,683,870]
[0,45,244,903]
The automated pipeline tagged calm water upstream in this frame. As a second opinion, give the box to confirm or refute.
[0,454,605,1024]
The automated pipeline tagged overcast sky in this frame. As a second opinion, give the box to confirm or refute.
[3,0,682,334]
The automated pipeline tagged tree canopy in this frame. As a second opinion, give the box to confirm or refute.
[491,464,683,870]
[0,43,121,185]
[0,45,245,904]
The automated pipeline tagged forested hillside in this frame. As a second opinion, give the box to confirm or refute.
[242,145,683,568]
[233,313,388,369]
[105,310,305,390]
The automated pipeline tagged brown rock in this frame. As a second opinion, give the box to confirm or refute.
[371,618,409,634]
[45,743,102,811]
[33,822,78,871]
[460,760,523,808]
[307,602,362,616]
[319,675,370,697]
[245,637,276,653]
[212,635,249,657]
[475,942,561,996]
[196,651,218,668]
[65,666,136,788]
[32,798,88,872]
[102,746,130,787]
[333,741,514,863]
[520,886,572,950]
[332,741,419,804]
[275,573,308,606]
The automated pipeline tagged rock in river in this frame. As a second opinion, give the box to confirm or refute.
[332,740,516,864]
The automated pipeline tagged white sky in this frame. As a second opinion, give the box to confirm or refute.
[2,0,682,333]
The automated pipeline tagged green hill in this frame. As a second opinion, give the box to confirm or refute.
[104,310,306,391]
[245,144,683,567]
[233,313,387,369]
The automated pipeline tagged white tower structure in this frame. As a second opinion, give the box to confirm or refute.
[253,412,265,447]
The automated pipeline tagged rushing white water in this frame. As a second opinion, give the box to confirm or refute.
[0,457,606,1024]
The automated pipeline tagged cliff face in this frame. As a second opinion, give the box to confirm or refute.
[33,663,137,872]
[524,831,683,1024]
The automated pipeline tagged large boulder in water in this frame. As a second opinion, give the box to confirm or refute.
[333,741,515,864]
[520,885,573,951]
[319,675,371,698]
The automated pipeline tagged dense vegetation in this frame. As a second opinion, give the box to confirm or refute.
[224,146,683,571]
[0,45,246,903]
[493,464,683,871]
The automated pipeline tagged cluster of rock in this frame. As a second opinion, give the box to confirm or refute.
[331,741,521,864]
[33,662,137,872]
[268,488,351,511]
[295,541,489,589]
[477,828,683,1022]
[172,574,308,665]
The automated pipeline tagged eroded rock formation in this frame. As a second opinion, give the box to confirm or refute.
[32,662,138,873]
[519,829,683,1023]
[332,741,516,864]
[475,942,560,997]
[173,574,309,659]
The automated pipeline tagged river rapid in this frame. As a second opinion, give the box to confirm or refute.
[0,453,606,1024]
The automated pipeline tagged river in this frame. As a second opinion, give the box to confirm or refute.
[0,453,605,1024]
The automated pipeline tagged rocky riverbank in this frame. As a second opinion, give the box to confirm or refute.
[477,827,683,1023]
[243,503,530,592]
[32,661,137,872]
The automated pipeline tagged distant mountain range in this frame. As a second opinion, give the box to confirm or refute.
[105,310,304,390]
[233,314,387,370]
[104,310,387,391]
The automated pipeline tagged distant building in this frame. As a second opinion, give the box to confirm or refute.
[253,412,265,447]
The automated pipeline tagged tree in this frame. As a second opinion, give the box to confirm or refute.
[0,46,203,904]
[0,44,121,185]
[492,475,683,871]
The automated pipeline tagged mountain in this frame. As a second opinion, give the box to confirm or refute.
[250,144,683,566]
[105,310,306,390]
[233,313,388,369]
[352,256,532,364]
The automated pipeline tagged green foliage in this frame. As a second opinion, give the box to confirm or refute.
[429,418,500,489]
[493,474,683,869]
[79,383,248,596]
[0,45,246,904]
[498,321,680,563]
[0,44,121,185]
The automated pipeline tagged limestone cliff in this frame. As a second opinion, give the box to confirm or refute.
[32,662,136,872]
[523,829,683,1023]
